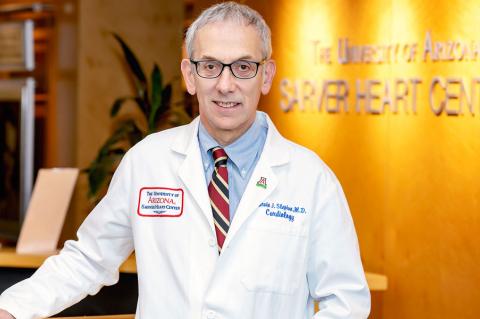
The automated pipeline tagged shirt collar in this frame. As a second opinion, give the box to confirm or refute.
[197,112,267,175]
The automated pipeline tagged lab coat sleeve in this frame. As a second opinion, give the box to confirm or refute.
[308,167,371,318]
[0,152,135,319]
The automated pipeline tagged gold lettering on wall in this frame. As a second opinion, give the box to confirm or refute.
[280,77,480,116]
[281,30,480,116]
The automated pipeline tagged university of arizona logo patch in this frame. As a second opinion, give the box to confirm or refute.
[137,187,184,217]
[256,177,267,189]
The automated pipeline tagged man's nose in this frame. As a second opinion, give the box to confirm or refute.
[215,66,236,93]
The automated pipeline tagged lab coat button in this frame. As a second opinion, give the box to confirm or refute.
[206,310,216,319]
[208,238,216,247]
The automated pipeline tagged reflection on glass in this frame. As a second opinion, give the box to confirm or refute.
[0,100,20,220]
[0,78,34,241]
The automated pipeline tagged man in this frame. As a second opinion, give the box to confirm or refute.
[0,2,370,318]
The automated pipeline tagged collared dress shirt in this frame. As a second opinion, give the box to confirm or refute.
[198,112,268,221]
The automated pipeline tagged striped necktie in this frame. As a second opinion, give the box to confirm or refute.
[208,147,230,253]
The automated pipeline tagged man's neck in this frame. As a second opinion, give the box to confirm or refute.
[202,122,256,147]
[210,131,242,147]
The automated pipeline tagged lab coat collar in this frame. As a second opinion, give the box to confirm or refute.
[170,113,291,246]
[172,117,215,232]
[259,112,290,167]
[223,113,290,248]
[170,116,201,156]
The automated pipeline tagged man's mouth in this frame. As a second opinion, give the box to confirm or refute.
[213,101,241,108]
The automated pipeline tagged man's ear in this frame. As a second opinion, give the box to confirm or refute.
[261,59,276,95]
[181,59,196,95]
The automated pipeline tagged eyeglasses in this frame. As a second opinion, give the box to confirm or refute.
[190,59,266,79]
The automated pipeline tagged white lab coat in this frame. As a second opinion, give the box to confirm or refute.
[0,113,370,319]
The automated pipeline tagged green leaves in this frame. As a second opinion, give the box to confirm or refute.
[84,152,120,198]
[149,64,163,132]
[84,120,139,199]
[110,97,134,117]
[85,34,192,202]
[112,33,148,108]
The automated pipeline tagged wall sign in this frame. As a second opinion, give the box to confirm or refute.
[280,31,480,117]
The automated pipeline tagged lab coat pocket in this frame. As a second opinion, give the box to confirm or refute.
[240,226,307,295]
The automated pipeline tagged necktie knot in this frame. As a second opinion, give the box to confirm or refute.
[211,147,228,168]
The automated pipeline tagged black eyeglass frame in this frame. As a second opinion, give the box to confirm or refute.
[190,59,267,79]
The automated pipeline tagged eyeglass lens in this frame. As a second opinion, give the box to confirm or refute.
[196,60,258,78]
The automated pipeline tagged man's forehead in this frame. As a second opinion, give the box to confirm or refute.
[192,20,263,60]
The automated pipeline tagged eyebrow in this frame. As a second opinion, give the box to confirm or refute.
[198,54,255,61]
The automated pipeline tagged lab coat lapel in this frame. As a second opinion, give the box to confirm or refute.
[223,115,289,248]
[173,118,215,232]
[223,159,277,248]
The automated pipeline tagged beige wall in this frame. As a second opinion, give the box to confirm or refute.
[64,0,183,236]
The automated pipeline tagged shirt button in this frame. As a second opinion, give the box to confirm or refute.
[208,238,216,247]
[206,310,216,319]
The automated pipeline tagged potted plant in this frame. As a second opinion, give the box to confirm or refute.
[84,34,191,203]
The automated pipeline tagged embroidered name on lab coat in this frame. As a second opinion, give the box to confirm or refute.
[259,201,306,223]
[137,187,184,217]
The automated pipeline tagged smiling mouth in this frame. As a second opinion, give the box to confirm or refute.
[213,101,241,108]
